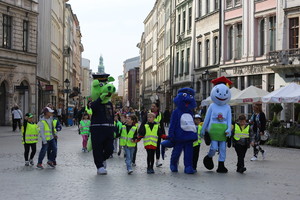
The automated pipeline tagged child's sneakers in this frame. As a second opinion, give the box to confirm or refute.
[250,156,257,161]
[156,159,162,167]
[25,161,29,166]
[127,169,133,175]
[262,150,266,160]
[36,163,44,169]
[47,161,55,168]
[97,167,107,175]
[29,160,34,166]
[147,168,151,174]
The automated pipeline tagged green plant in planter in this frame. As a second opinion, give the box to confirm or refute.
[270,104,283,127]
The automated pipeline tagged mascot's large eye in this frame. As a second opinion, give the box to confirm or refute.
[216,89,219,93]
[226,90,229,94]
[190,95,193,99]
[99,83,104,87]
[182,93,187,97]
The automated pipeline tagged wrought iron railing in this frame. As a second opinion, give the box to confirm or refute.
[268,48,300,65]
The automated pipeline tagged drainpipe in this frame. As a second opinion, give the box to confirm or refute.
[218,0,222,76]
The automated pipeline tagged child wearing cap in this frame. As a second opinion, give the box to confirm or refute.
[79,113,91,152]
[22,113,39,166]
[192,114,202,172]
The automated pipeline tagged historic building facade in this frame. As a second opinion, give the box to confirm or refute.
[0,0,38,125]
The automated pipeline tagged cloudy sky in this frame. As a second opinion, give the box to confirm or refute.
[69,0,156,88]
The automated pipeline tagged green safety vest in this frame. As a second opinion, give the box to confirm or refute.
[80,120,91,135]
[120,125,137,147]
[41,120,57,141]
[143,124,159,147]
[234,124,250,141]
[85,106,93,115]
[154,113,162,123]
[193,125,203,147]
[22,123,39,144]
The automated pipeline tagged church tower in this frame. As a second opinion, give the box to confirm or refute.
[98,55,105,74]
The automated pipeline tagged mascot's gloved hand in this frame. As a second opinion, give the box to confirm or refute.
[225,129,232,137]
[161,135,168,140]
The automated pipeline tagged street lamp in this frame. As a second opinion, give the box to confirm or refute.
[64,78,70,126]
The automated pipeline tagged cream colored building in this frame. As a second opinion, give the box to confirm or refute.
[0,0,38,125]
[81,58,92,104]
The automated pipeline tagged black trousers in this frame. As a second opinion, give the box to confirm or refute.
[24,143,36,161]
[90,126,114,169]
[132,145,137,164]
[234,144,248,169]
[192,145,200,170]
[156,138,161,160]
[47,138,57,162]
[13,119,22,131]
[146,149,156,169]
[253,142,264,157]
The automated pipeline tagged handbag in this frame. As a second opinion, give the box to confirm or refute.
[87,136,92,152]
[260,130,270,142]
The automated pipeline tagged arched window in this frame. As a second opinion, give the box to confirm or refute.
[213,36,218,64]
[206,39,210,66]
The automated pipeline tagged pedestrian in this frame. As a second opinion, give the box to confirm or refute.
[12,106,23,132]
[119,114,138,174]
[117,113,127,157]
[113,113,122,153]
[232,114,251,173]
[73,106,78,125]
[132,122,139,166]
[22,113,39,166]
[79,113,91,152]
[57,105,62,124]
[249,104,266,161]
[138,112,167,174]
[192,114,202,172]
[163,108,171,127]
[36,107,58,169]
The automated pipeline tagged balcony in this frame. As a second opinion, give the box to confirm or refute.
[268,48,300,73]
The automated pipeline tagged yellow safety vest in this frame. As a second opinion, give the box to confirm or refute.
[143,124,159,147]
[22,123,39,144]
[120,125,137,147]
[234,124,250,141]
[85,106,93,115]
[154,113,162,123]
[41,120,57,141]
[193,125,202,147]
[80,120,91,135]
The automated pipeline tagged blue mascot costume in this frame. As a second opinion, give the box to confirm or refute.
[90,74,116,175]
[201,76,232,173]
[168,88,198,174]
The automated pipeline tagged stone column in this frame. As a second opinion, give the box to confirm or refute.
[233,24,237,60]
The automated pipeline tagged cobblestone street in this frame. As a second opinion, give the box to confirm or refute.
[0,126,300,200]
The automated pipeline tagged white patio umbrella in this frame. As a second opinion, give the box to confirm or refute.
[262,82,300,103]
[201,87,241,106]
[230,85,269,105]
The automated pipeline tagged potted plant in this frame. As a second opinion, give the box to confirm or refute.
[270,104,283,127]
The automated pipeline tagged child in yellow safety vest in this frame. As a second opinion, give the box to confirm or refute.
[192,114,202,172]
[22,113,39,166]
[119,114,138,174]
[79,113,91,152]
[138,113,167,174]
[232,114,251,173]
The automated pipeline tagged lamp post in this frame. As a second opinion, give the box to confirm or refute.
[64,79,70,126]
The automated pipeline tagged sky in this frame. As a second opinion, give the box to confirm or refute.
[69,0,156,88]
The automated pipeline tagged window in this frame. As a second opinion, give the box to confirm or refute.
[259,19,265,55]
[206,39,210,66]
[228,26,233,60]
[198,42,202,68]
[198,0,202,18]
[175,52,179,76]
[180,50,184,75]
[289,17,299,49]
[183,11,186,32]
[215,0,219,10]
[213,36,218,64]
[235,0,241,6]
[268,73,275,92]
[236,23,242,60]
[186,48,190,74]
[269,16,276,51]
[226,0,232,8]
[248,75,262,89]
[206,0,210,14]
[178,14,181,34]
[3,14,12,48]
[188,7,192,30]
[23,20,29,52]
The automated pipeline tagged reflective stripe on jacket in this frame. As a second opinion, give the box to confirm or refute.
[120,125,137,147]
[22,123,39,144]
[234,124,250,141]
[143,124,159,147]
